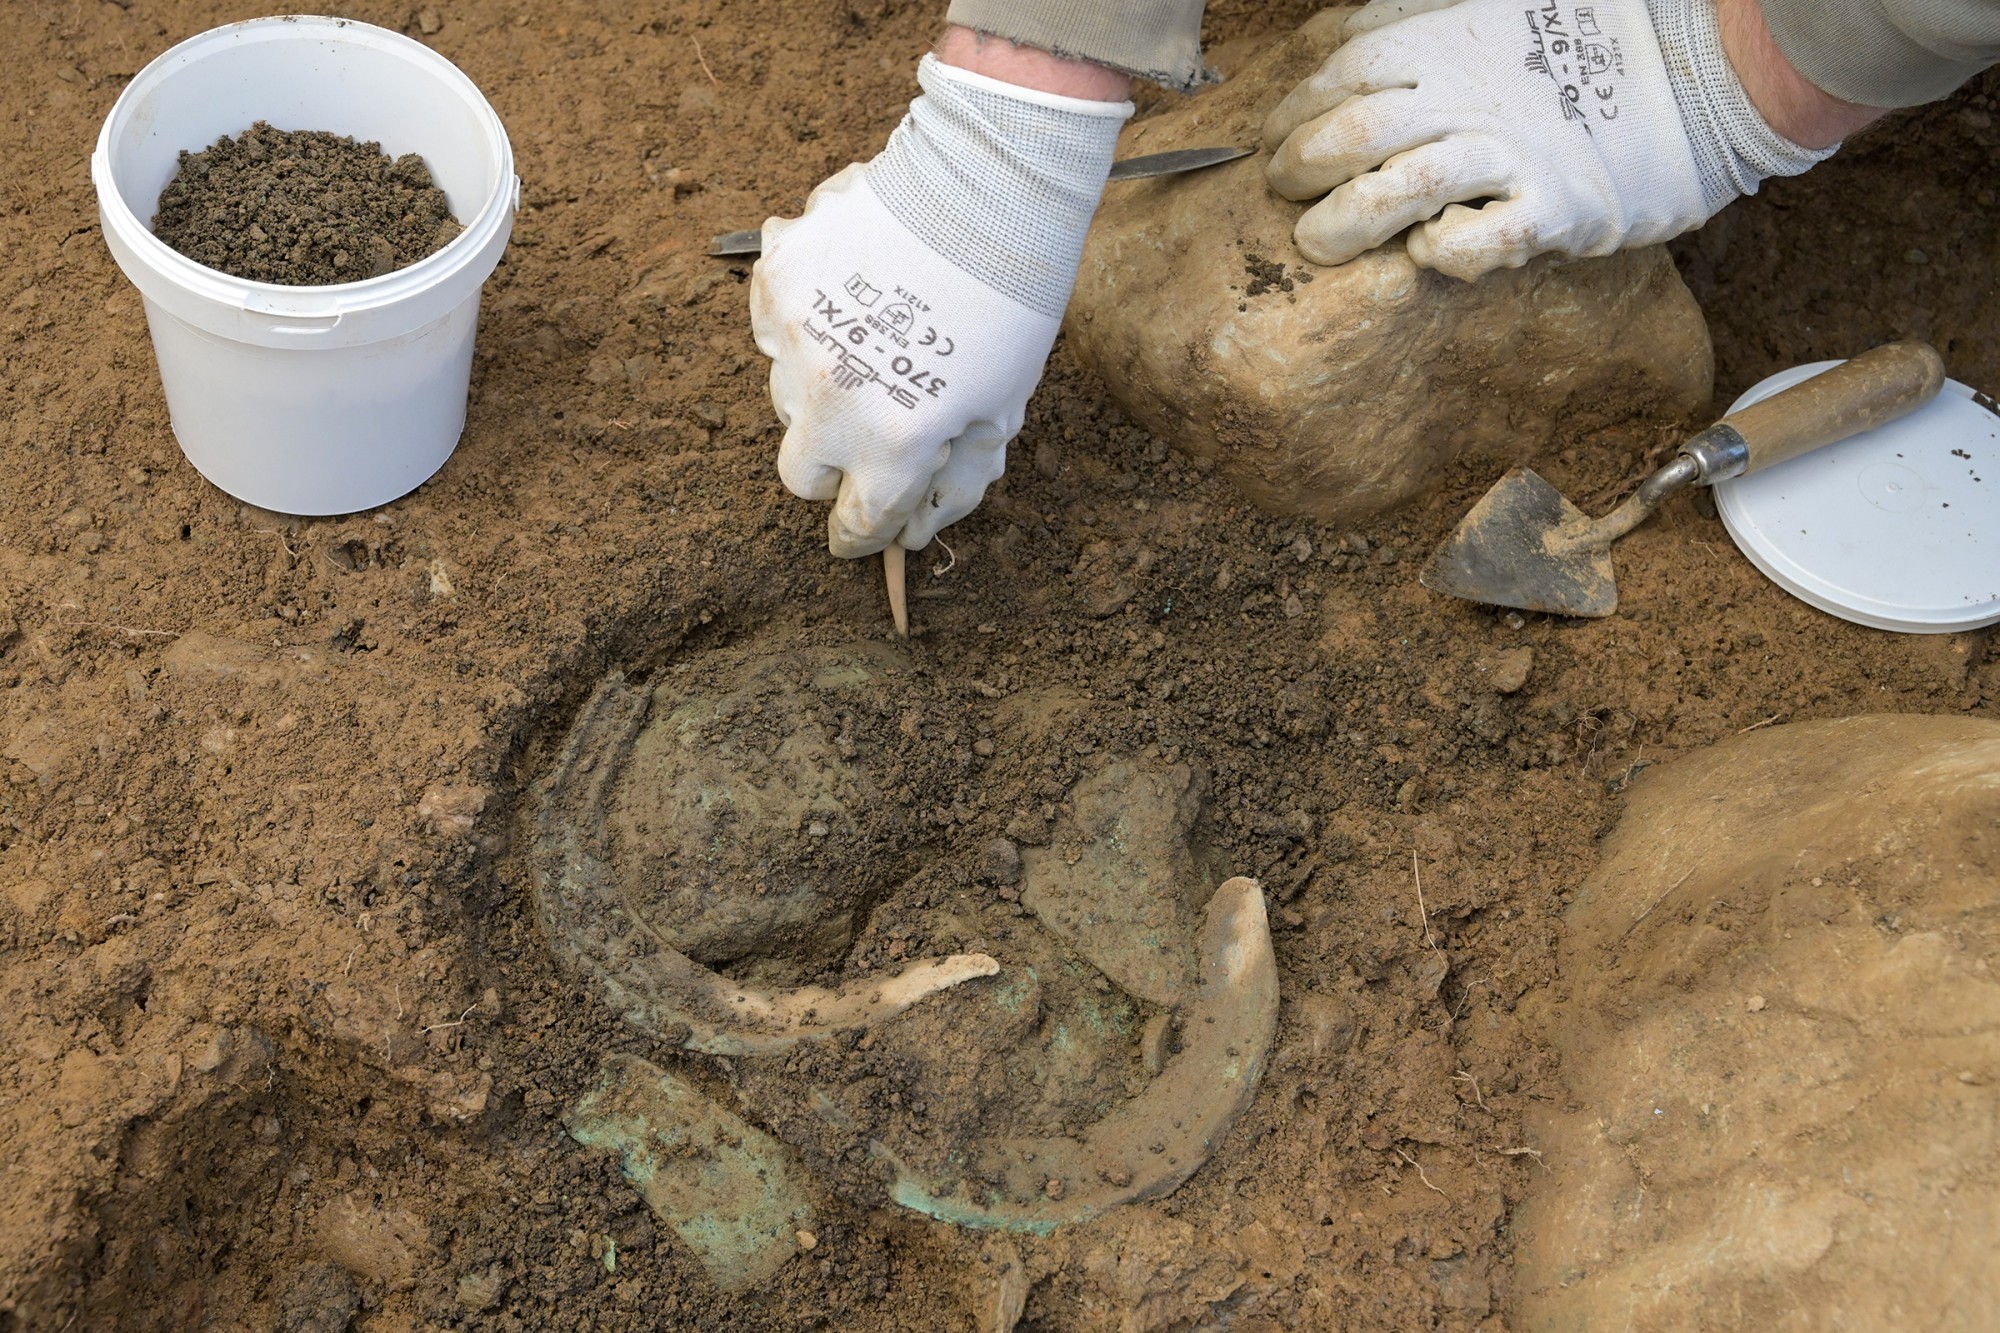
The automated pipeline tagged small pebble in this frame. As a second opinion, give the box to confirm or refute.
[1140,1012,1174,1075]
[1746,995,1766,1012]
[979,838,1022,886]
[796,1229,818,1250]
[1488,646,1534,694]
[456,1265,506,1312]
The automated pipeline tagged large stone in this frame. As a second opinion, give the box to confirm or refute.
[1514,715,2000,1330]
[1066,8,1713,523]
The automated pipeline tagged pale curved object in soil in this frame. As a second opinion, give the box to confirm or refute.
[884,544,908,638]
[879,875,1279,1233]
[530,674,998,1056]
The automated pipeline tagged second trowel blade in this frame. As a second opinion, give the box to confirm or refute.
[707,146,1251,256]
[706,228,764,257]
[1105,144,1253,181]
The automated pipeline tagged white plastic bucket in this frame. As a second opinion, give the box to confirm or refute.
[91,15,519,515]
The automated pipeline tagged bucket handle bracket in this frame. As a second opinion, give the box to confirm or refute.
[241,308,344,336]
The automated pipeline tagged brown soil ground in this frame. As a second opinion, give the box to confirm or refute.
[1,2,1995,1330]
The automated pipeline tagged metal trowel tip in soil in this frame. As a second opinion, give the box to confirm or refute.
[1104,144,1253,181]
[707,228,762,257]
[1420,461,1692,618]
[1421,341,1948,619]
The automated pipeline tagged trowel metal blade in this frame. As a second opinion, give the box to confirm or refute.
[1420,468,1620,618]
[705,147,1251,257]
[706,228,763,257]
[1105,145,1253,181]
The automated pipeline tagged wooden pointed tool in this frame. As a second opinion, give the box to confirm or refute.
[1421,342,1947,617]
[883,544,908,638]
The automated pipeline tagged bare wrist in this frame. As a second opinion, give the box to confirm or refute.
[1716,0,1883,147]
[934,23,1132,102]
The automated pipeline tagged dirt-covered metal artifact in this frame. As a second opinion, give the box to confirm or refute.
[529,663,997,1056]
[877,874,1278,1232]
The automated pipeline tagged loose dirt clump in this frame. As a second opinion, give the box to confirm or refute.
[1241,251,1293,297]
[152,121,462,284]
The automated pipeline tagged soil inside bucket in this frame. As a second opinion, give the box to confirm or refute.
[151,121,463,285]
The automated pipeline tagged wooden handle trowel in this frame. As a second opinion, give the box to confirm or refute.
[1420,341,1948,618]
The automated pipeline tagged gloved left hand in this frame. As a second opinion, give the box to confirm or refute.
[1261,0,1833,279]
[751,56,1131,557]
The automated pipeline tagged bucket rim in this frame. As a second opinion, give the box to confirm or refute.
[90,13,518,317]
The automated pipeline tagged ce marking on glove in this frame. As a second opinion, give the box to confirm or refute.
[1523,4,1626,124]
[804,286,952,410]
[878,285,955,357]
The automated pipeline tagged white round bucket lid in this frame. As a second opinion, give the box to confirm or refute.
[1714,360,2000,633]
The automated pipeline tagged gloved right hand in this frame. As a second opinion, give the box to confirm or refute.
[1260,0,1834,279]
[751,55,1131,558]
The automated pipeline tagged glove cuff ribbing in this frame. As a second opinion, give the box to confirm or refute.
[1648,0,1837,215]
[866,54,1132,319]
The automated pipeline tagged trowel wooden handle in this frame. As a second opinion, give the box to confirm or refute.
[1715,341,1947,479]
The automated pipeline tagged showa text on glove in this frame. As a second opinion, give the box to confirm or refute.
[802,273,955,411]
[1524,4,1629,126]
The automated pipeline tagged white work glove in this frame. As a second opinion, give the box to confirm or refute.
[751,55,1131,557]
[1262,0,1835,280]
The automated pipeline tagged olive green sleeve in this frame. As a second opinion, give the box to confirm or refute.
[942,0,1209,89]
[1763,0,2000,107]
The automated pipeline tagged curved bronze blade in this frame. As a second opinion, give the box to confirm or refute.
[1420,468,1620,618]
[877,876,1277,1231]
